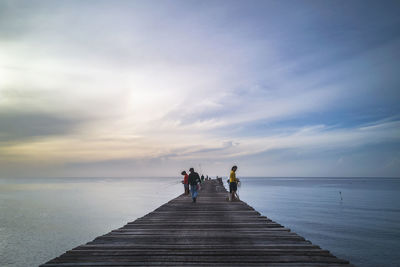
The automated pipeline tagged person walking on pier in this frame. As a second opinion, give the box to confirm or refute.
[229,165,240,201]
[188,167,201,203]
[181,171,189,195]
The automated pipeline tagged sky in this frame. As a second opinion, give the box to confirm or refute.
[0,0,399,178]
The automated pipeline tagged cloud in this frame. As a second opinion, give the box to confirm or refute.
[0,111,83,142]
[0,1,399,177]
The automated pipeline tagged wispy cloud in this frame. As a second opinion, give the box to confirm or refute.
[0,0,399,177]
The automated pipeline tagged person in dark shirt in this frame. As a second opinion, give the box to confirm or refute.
[188,167,201,203]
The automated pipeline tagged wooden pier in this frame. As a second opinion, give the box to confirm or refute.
[41,179,352,266]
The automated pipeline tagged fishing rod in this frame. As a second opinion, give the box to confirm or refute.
[198,163,203,176]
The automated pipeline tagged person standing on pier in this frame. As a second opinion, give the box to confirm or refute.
[229,165,239,201]
[181,171,189,195]
[188,167,201,203]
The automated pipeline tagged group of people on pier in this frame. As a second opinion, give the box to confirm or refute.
[181,165,239,203]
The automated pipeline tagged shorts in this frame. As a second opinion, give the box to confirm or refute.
[229,182,237,192]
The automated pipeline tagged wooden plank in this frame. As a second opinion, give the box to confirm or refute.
[42,263,351,267]
[40,179,353,266]
[47,255,348,264]
[59,250,333,256]
[75,244,322,250]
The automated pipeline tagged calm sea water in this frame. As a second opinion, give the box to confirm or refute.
[226,177,400,267]
[1,177,399,267]
[0,177,183,267]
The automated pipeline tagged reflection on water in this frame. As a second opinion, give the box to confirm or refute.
[0,177,182,267]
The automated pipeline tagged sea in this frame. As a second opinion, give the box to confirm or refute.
[0,177,399,267]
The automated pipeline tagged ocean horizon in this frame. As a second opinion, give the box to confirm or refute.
[1,176,399,267]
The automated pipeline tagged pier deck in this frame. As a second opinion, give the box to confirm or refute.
[41,179,352,266]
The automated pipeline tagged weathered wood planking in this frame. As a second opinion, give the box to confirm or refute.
[41,179,353,266]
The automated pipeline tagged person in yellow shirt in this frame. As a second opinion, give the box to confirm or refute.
[229,165,239,201]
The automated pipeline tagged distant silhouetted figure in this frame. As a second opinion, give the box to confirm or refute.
[201,174,204,183]
[229,165,240,201]
[188,167,201,203]
[181,171,189,195]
